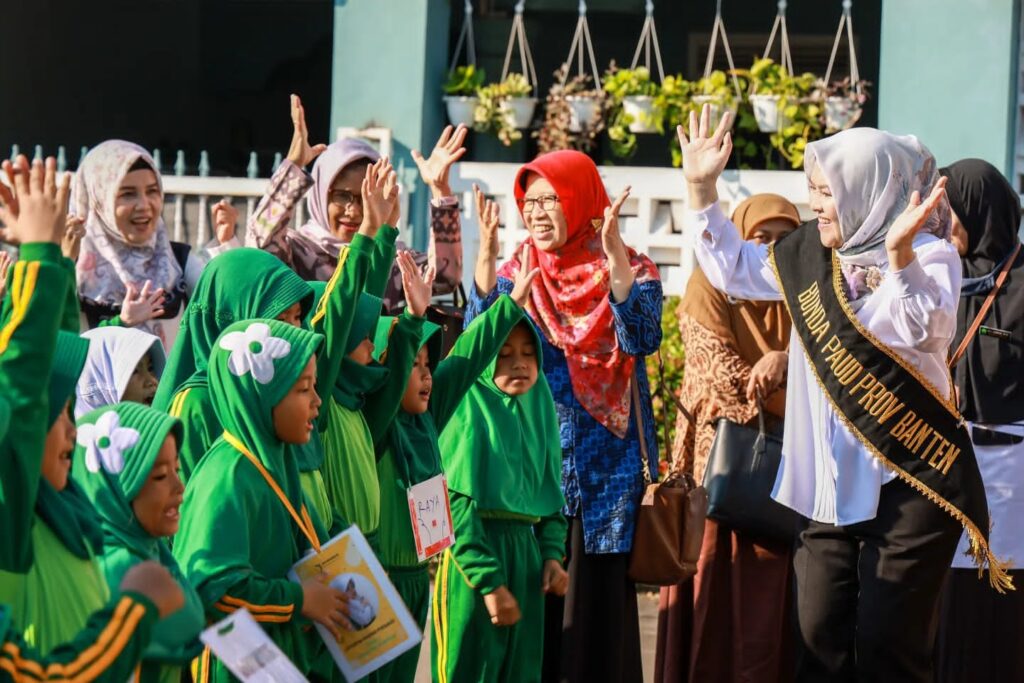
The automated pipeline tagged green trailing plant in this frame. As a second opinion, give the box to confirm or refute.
[443,65,486,97]
[474,73,533,146]
[665,70,746,167]
[645,295,685,474]
[535,64,606,154]
[740,58,822,169]
[604,63,662,159]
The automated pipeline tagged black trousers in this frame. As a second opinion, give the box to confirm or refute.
[793,478,962,683]
[542,517,643,683]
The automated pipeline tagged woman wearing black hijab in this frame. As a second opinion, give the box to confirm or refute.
[935,158,1024,683]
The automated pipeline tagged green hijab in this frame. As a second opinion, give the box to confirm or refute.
[332,292,388,410]
[153,249,314,410]
[72,402,205,665]
[209,319,324,514]
[439,322,564,517]
[36,331,103,562]
[374,316,443,486]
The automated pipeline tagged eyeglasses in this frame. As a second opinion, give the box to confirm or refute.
[329,190,362,208]
[517,194,560,212]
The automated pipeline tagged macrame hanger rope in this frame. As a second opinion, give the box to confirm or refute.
[762,0,793,75]
[702,0,743,100]
[448,0,477,74]
[824,0,861,93]
[630,0,666,82]
[561,0,603,87]
[501,0,539,95]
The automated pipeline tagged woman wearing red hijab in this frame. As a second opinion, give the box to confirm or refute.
[469,150,662,682]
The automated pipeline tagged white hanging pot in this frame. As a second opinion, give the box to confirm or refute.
[750,94,793,133]
[622,95,659,133]
[443,96,479,127]
[500,97,538,129]
[692,95,737,133]
[825,95,863,133]
[565,95,601,133]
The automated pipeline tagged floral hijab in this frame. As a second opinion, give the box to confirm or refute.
[73,140,182,325]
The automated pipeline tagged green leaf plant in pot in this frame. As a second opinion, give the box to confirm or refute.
[739,58,822,169]
[536,64,606,155]
[603,63,663,159]
[443,65,486,127]
[474,73,537,147]
[691,69,740,134]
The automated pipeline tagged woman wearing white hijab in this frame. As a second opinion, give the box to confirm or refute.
[677,106,1002,683]
[73,140,239,351]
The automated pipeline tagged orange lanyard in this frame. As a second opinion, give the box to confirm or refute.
[223,432,321,553]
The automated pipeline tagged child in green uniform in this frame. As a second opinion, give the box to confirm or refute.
[0,330,114,653]
[73,402,206,683]
[173,319,353,682]
[433,321,568,683]
[369,256,538,682]
[154,248,314,481]
[0,155,182,682]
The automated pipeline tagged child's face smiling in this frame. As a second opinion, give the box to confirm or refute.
[131,435,184,538]
[272,357,322,444]
[400,347,432,415]
[122,353,159,406]
[493,325,539,396]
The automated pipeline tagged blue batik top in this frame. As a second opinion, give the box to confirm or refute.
[466,277,663,554]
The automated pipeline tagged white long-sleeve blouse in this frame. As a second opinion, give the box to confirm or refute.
[689,203,961,525]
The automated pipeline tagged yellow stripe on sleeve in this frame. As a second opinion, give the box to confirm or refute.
[0,261,39,356]
[309,246,350,327]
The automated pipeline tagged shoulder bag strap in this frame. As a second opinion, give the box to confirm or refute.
[631,372,653,485]
[948,242,1021,369]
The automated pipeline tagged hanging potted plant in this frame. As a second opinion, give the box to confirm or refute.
[536,65,605,153]
[655,74,695,167]
[691,70,740,133]
[604,64,661,134]
[820,76,870,133]
[442,65,485,127]
[475,73,536,146]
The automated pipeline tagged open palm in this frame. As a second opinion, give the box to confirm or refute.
[396,250,435,318]
[676,104,733,186]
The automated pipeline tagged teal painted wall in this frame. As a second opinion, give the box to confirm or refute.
[878,0,1019,175]
[331,0,451,249]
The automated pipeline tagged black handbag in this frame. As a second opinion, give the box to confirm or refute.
[424,284,467,360]
[702,407,800,543]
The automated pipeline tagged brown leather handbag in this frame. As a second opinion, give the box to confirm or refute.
[628,353,708,586]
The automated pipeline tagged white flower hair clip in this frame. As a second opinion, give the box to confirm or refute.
[77,411,140,475]
[218,322,292,384]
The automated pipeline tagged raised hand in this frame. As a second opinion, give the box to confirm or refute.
[396,250,436,318]
[286,94,328,168]
[0,155,71,245]
[62,215,86,261]
[120,280,166,327]
[510,247,540,308]
[601,186,630,258]
[0,250,11,299]
[676,103,733,209]
[359,158,398,236]
[475,183,500,262]
[412,124,468,199]
[384,170,401,227]
[885,177,948,271]
[211,199,239,244]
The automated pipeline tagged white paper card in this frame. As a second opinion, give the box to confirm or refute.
[200,608,307,683]
[406,473,455,562]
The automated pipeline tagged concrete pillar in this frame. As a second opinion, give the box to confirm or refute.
[331,0,452,249]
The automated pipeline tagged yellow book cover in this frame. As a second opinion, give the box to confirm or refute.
[288,525,421,681]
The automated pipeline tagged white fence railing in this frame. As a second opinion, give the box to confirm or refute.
[13,136,811,296]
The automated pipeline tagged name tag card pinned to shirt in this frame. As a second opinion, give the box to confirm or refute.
[200,608,308,683]
[407,474,455,562]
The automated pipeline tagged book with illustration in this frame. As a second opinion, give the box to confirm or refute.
[288,525,422,681]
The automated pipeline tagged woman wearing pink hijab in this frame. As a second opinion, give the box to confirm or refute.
[246,95,465,312]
